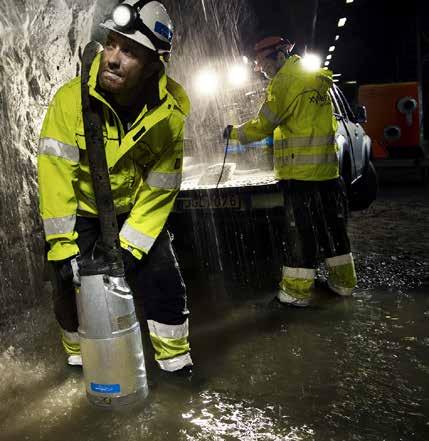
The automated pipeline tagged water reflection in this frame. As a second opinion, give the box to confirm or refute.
[182,391,315,440]
[1,285,428,441]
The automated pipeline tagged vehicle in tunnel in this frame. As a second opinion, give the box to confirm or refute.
[168,83,377,275]
[174,83,376,215]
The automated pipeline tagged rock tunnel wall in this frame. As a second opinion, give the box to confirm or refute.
[0,0,95,323]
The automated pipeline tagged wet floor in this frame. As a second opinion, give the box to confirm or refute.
[1,279,428,441]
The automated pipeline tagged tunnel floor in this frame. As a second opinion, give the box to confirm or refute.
[1,179,428,441]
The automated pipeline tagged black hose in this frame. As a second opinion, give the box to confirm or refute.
[81,41,124,276]
[216,134,230,189]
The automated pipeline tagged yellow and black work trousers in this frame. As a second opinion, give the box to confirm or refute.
[280,178,357,300]
[50,214,192,372]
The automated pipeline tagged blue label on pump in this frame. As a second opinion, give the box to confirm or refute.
[90,382,121,394]
[155,21,173,42]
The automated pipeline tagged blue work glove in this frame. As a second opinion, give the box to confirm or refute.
[223,125,233,140]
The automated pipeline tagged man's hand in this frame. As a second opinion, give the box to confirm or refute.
[223,125,233,140]
[121,248,140,274]
[54,256,79,282]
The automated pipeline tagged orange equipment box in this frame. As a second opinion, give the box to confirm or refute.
[358,82,421,159]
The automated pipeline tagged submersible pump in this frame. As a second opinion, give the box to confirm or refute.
[75,41,148,407]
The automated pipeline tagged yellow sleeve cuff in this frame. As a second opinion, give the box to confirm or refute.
[47,241,80,261]
[230,126,239,141]
[119,238,145,260]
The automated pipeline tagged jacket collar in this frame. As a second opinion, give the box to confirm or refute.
[88,52,190,117]
[276,54,333,90]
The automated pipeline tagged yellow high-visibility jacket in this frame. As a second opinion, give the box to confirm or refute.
[230,55,339,181]
[38,53,190,261]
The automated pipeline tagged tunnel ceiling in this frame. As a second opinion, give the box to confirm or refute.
[247,0,420,84]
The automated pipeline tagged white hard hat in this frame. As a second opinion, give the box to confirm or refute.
[100,0,173,55]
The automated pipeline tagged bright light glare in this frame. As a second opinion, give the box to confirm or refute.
[329,46,336,52]
[113,5,132,27]
[324,61,330,66]
[301,53,321,71]
[326,54,332,60]
[338,17,347,27]
[228,64,249,87]
[242,56,249,64]
[335,35,340,41]
[346,0,354,3]
[195,69,219,95]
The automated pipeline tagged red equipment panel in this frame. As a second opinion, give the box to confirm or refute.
[358,82,420,159]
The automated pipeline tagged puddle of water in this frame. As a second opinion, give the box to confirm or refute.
[0,285,428,441]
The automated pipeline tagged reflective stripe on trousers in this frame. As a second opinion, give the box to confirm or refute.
[157,353,193,372]
[325,252,357,291]
[61,330,80,356]
[279,266,316,300]
[148,319,192,371]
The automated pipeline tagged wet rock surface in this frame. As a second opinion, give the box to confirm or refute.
[0,0,94,323]
[348,183,429,290]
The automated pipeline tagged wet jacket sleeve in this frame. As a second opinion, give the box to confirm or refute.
[37,86,80,261]
[230,74,293,144]
[119,121,184,260]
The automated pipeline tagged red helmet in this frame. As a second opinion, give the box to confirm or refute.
[254,36,295,71]
[255,37,295,56]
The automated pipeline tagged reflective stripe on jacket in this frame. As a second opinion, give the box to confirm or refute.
[230,55,339,182]
[38,53,190,261]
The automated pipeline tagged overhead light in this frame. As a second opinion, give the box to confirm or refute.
[228,64,249,87]
[335,35,340,41]
[346,0,354,3]
[333,73,342,77]
[329,46,336,52]
[301,53,322,71]
[345,80,357,84]
[338,17,347,27]
[195,68,219,95]
[326,54,332,60]
[324,61,330,66]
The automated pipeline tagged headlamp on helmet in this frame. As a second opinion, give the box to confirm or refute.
[112,4,136,30]
[101,1,173,55]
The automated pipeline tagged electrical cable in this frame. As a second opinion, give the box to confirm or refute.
[216,133,230,189]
